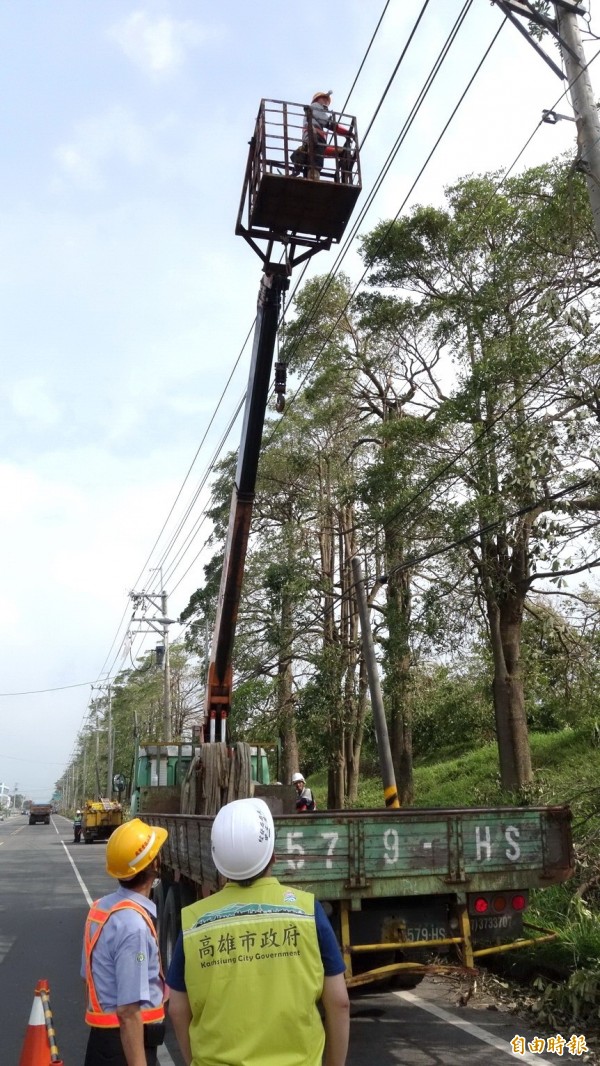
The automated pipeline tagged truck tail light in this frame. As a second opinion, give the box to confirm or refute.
[468,890,528,916]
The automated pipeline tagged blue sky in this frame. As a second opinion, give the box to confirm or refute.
[0,0,590,800]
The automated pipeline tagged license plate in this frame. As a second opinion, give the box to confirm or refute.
[403,924,449,943]
[471,913,522,940]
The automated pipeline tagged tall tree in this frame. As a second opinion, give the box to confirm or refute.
[361,160,600,789]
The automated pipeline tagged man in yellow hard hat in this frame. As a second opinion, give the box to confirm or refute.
[81,818,168,1066]
[167,798,349,1066]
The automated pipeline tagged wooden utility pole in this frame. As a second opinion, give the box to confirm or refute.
[351,556,399,809]
[554,2,600,249]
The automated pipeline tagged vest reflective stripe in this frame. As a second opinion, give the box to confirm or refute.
[85,1004,165,1028]
[182,878,325,1066]
[84,898,165,1029]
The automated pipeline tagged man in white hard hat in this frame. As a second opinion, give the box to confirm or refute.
[167,797,349,1066]
[292,771,317,812]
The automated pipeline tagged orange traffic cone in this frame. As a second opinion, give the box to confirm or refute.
[18,980,53,1066]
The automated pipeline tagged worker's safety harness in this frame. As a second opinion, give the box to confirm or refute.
[84,898,165,1028]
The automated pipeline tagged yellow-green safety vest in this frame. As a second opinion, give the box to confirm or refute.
[181,876,325,1066]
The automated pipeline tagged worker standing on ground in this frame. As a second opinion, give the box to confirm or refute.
[167,797,349,1066]
[293,770,317,812]
[81,818,168,1066]
[73,809,82,843]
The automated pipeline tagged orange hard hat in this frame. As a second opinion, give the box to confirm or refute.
[312,91,332,103]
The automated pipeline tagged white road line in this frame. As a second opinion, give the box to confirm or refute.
[60,841,93,907]
[157,1044,177,1065]
[395,990,558,1065]
[0,934,16,964]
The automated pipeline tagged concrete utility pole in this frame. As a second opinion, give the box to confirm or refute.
[161,589,172,741]
[106,684,113,798]
[351,555,400,809]
[130,576,176,741]
[555,2,600,249]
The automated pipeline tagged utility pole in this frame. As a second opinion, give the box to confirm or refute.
[82,738,87,803]
[161,589,172,742]
[493,1,600,248]
[130,574,177,741]
[554,2,600,249]
[106,684,113,798]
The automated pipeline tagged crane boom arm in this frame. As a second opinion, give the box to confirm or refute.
[204,270,289,742]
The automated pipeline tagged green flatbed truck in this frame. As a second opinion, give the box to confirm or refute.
[142,781,573,987]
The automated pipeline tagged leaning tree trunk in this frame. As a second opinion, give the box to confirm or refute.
[483,525,533,791]
[384,529,414,805]
[317,455,345,809]
[278,590,299,784]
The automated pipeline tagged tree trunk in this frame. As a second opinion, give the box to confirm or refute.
[486,580,533,790]
[384,531,414,805]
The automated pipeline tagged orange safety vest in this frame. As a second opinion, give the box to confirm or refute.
[84,898,165,1028]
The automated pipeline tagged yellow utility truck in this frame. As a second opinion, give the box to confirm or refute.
[82,799,123,844]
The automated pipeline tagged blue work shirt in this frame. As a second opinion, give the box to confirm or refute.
[81,885,163,1010]
[166,897,345,992]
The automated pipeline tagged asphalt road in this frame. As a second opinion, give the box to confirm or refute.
[0,812,583,1065]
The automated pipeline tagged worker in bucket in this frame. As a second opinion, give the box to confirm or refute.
[292,90,353,180]
[292,771,317,812]
[81,818,168,1066]
[167,797,349,1066]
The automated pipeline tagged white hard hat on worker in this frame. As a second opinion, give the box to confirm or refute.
[312,91,331,104]
[211,798,274,881]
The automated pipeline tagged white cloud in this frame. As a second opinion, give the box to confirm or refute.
[55,107,149,189]
[9,377,62,428]
[110,11,212,75]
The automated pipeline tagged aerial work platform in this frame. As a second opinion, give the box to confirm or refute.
[236,98,361,270]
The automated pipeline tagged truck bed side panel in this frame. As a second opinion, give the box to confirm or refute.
[149,805,573,901]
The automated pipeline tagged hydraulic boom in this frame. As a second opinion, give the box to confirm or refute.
[204,270,289,742]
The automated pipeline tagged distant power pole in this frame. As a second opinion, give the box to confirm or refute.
[554,2,600,249]
[130,576,177,741]
[106,684,114,798]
